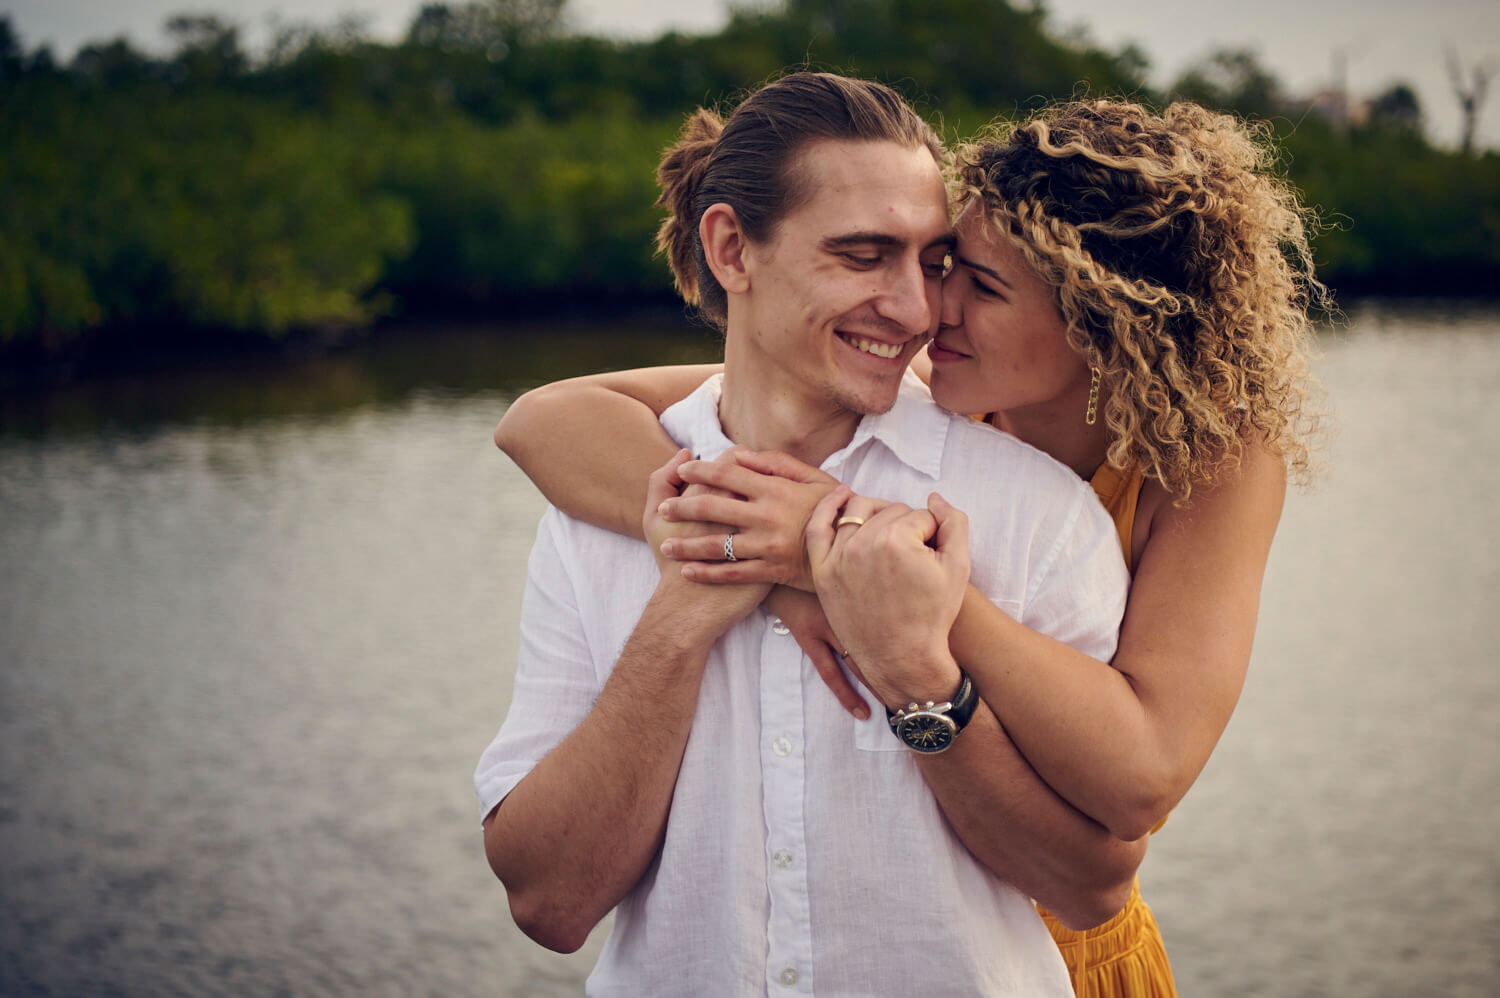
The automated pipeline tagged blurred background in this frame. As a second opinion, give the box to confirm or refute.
[1,1,1497,996]
[1,0,1498,351]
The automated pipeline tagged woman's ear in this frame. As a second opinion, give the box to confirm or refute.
[700,203,751,295]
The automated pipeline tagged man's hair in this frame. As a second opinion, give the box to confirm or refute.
[656,71,943,331]
[955,99,1329,500]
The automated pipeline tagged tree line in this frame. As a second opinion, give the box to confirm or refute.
[2,0,1496,354]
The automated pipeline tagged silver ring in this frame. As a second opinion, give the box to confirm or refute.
[724,533,738,562]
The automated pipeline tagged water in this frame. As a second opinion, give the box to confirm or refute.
[0,304,1496,996]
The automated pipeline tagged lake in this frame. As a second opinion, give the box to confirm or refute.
[1,300,1497,996]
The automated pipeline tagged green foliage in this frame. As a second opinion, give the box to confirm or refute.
[1163,47,1499,290]
[1281,121,1500,288]
[377,112,675,301]
[0,84,413,340]
[0,2,1495,352]
[1168,48,1282,121]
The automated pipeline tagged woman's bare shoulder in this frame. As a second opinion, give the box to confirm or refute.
[1136,439,1288,570]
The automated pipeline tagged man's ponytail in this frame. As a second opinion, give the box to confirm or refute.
[654,108,724,306]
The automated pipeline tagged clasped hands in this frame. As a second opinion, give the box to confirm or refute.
[648,447,970,715]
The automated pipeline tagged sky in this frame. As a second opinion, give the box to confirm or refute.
[3,0,1497,148]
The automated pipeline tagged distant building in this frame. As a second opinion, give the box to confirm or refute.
[1298,86,1370,130]
[1293,82,1425,136]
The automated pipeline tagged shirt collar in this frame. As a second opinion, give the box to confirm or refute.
[659,374,734,460]
[659,369,950,482]
[824,368,950,482]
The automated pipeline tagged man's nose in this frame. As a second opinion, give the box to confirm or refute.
[939,272,963,330]
[878,258,935,336]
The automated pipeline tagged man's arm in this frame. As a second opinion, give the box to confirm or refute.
[484,586,739,952]
[480,456,768,952]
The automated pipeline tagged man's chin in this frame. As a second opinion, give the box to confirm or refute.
[825,361,909,416]
[836,385,901,416]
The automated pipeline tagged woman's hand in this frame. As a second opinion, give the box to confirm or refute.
[649,452,864,717]
[805,485,971,707]
[644,450,770,628]
[764,587,871,720]
[656,449,838,591]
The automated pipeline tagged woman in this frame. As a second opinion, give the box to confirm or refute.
[495,98,1325,996]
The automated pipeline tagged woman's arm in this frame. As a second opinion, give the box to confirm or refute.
[948,443,1287,840]
[804,486,1144,930]
[494,364,722,538]
[663,443,1287,842]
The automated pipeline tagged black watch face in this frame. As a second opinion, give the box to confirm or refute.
[898,713,957,754]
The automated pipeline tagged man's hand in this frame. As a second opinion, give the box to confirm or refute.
[805,485,971,707]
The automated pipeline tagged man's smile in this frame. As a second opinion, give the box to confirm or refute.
[837,331,913,359]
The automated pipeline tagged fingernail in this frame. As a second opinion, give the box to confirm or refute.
[660,540,675,555]
[658,502,670,515]
[854,705,870,720]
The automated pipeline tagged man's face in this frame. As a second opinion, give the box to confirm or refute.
[735,138,953,416]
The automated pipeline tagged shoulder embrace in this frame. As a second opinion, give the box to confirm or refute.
[939,414,1096,507]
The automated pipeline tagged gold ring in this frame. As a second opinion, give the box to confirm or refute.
[834,515,866,529]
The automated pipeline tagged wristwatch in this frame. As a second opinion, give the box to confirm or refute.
[886,672,977,754]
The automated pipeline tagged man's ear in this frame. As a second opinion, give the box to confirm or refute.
[700,203,751,295]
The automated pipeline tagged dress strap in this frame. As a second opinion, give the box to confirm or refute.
[1088,462,1147,573]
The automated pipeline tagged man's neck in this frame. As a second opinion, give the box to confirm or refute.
[717,365,864,469]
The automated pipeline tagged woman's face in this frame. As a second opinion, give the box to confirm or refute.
[927,203,1093,424]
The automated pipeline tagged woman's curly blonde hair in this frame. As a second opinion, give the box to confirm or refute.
[956,99,1328,500]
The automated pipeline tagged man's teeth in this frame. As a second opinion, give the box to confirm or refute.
[845,336,902,359]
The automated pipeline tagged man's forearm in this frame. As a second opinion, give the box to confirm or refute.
[482,590,717,953]
[915,701,1146,930]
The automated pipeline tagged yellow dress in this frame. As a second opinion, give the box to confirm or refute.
[1034,462,1177,997]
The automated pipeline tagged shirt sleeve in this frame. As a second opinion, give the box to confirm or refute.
[1021,484,1130,664]
[473,509,601,824]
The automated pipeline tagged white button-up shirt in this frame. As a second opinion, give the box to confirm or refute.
[476,372,1129,997]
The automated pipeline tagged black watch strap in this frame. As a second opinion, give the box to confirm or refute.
[946,672,977,728]
[886,671,977,730]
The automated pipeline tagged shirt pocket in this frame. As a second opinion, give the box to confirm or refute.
[853,705,903,752]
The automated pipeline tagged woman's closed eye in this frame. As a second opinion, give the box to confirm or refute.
[970,273,1005,300]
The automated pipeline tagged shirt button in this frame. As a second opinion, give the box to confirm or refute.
[772,736,792,756]
[771,617,791,636]
[779,967,798,987]
[773,849,793,868]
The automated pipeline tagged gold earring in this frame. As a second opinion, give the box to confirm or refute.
[1085,367,1100,426]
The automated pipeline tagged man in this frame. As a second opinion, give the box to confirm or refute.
[475,72,1139,995]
